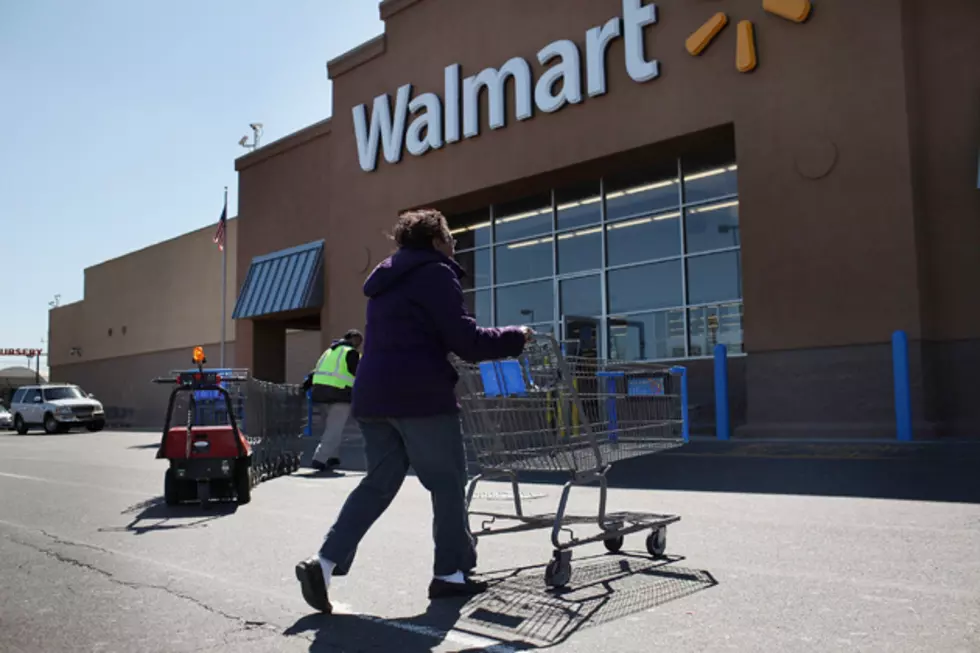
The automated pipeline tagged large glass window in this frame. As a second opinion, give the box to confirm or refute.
[496,280,553,326]
[446,147,743,360]
[607,260,683,314]
[494,194,552,243]
[455,247,491,290]
[556,182,601,230]
[448,208,491,249]
[685,200,739,254]
[495,237,552,284]
[687,251,741,305]
[557,226,602,274]
[608,310,686,361]
[688,302,744,356]
[605,165,679,222]
[606,210,681,266]
[560,275,602,318]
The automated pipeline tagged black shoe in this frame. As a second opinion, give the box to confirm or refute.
[295,558,332,613]
[311,461,327,472]
[428,577,488,600]
[325,458,341,469]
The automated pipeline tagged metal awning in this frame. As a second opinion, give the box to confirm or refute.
[232,240,324,320]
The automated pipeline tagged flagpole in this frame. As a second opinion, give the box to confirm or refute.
[220,186,228,368]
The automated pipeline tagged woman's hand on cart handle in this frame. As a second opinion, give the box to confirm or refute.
[520,326,536,342]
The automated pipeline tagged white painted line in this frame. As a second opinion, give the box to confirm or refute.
[0,470,332,523]
[0,517,519,652]
[0,470,140,493]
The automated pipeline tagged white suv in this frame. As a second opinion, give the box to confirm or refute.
[10,384,106,434]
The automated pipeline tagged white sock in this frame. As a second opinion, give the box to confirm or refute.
[435,570,466,584]
[318,556,336,588]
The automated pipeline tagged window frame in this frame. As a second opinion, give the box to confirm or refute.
[443,154,745,362]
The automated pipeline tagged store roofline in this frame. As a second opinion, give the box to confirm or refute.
[235,118,332,171]
[78,218,238,281]
[326,33,386,80]
[379,0,423,21]
[325,0,425,80]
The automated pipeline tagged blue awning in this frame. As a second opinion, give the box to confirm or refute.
[232,240,324,320]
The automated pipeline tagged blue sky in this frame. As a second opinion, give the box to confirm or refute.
[0,0,382,375]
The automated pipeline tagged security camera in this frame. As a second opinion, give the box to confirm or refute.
[249,123,263,131]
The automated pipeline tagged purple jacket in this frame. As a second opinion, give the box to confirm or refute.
[351,247,527,419]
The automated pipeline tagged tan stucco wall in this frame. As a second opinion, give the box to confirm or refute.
[48,330,321,428]
[49,219,239,368]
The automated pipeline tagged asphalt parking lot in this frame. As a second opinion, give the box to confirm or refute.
[1,429,979,652]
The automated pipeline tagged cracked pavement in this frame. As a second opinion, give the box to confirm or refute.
[1,429,980,652]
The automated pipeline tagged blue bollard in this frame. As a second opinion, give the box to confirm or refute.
[892,330,913,442]
[596,371,623,443]
[714,344,730,441]
[304,389,314,437]
[669,366,690,443]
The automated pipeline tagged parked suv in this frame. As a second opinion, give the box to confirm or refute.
[10,384,106,434]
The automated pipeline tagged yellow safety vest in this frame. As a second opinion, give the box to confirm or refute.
[312,345,355,389]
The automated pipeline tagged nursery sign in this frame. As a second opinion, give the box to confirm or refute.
[0,348,42,357]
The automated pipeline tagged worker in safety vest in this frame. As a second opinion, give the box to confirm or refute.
[309,329,363,472]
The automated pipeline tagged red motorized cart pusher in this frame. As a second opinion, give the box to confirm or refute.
[153,347,254,506]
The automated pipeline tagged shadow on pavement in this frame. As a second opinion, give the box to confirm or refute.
[127,443,160,450]
[586,441,980,504]
[331,437,980,503]
[285,554,715,651]
[97,497,237,535]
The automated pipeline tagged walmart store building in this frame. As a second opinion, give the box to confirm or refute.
[49,0,980,438]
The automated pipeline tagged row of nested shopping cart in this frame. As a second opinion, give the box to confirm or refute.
[163,333,688,589]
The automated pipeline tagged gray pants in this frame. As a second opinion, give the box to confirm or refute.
[312,403,351,464]
[318,413,476,578]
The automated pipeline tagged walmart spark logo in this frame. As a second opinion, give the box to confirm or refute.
[686,0,812,73]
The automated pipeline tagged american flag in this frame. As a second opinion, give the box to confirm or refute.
[213,203,227,251]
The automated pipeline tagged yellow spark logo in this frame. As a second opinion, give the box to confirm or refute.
[686,0,812,73]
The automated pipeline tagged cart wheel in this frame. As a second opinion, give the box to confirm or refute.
[545,554,572,589]
[234,463,252,505]
[646,527,667,558]
[603,535,625,554]
[164,468,180,506]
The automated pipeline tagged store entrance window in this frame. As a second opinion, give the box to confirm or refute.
[445,138,743,362]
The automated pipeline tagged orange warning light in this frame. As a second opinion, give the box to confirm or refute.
[192,346,205,364]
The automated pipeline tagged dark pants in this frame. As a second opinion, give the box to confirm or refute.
[318,413,477,578]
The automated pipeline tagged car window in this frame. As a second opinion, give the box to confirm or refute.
[43,386,84,401]
[24,389,41,403]
[12,389,25,404]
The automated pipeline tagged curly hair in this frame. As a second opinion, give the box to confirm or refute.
[391,209,452,249]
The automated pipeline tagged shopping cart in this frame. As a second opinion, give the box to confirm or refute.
[453,334,689,588]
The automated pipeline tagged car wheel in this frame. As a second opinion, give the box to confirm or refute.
[43,413,60,435]
[14,415,28,435]
[86,420,105,432]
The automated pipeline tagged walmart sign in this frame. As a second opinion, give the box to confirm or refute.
[352,0,661,172]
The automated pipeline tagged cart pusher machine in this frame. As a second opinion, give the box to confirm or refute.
[152,346,304,506]
[453,334,689,588]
